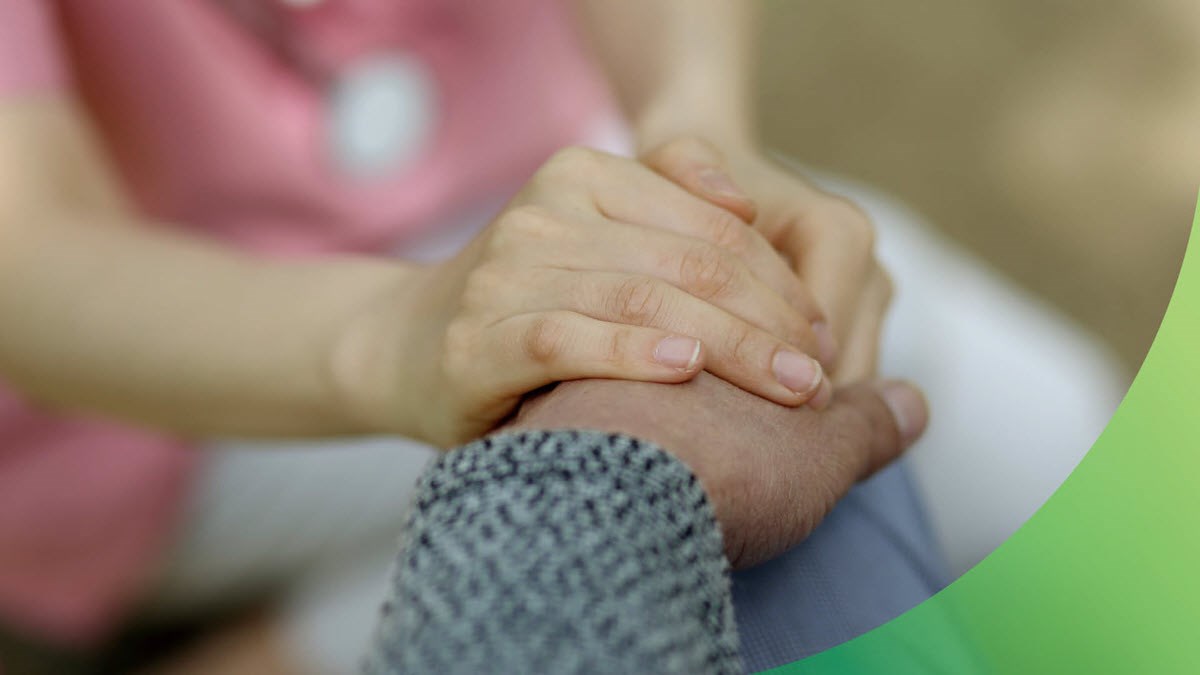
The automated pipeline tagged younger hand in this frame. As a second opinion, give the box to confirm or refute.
[340,147,834,447]
[642,137,893,383]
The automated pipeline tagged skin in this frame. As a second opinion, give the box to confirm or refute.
[0,3,916,672]
[576,0,895,382]
[0,105,829,447]
[0,2,888,447]
[338,145,838,446]
[135,375,928,674]
[506,0,915,560]
[509,372,929,569]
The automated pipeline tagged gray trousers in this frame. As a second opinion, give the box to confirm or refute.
[142,440,952,673]
[732,461,949,671]
[146,169,1118,672]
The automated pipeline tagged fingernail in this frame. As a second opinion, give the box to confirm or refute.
[807,378,833,410]
[654,336,701,370]
[877,381,929,446]
[812,322,838,367]
[772,350,823,396]
[698,168,751,202]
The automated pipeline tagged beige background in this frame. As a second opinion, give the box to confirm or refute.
[38,4,1197,672]
[757,0,1199,368]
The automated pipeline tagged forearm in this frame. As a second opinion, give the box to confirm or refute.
[507,373,923,569]
[0,212,420,437]
[364,371,920,670]
[573,0,757,151]
[364,429,741,674]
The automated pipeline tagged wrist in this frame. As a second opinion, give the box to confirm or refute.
[324,261,429,437]
[507,377,738,543]
[630,84,758,155]
[510,380,669,445]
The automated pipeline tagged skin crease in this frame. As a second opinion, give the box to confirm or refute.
[0,2,890,448]
[579,1,895,383]
[0,107,831,446]
[0,4,916,672]
[638,138,895,385]
[343,145,838,447]
[509,372,928,570]
[572,0,905,507]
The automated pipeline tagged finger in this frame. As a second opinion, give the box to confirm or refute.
[544,217,824,357]
[485,201,837,366]
[478,311,705,398]
[558,271,831,408]
[788,196,877,341]
[832,268,893,385]
[563,150,828,333]
[819,379,929,483]
[639,136,758,223]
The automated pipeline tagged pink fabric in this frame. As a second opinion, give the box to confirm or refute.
[0,393,194,644]
[0,0,68,94]
[0,0,612,644]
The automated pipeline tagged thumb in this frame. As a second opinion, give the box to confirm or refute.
[640,136,758,223]
[829,379,930,480]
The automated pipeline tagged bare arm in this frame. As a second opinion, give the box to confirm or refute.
[573,0,756,152]
[0,96,842,446]
[0,98,419,437]
[575,3,897,381]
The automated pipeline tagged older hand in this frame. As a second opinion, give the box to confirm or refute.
[641,137,892,383]
[507,372,927,569]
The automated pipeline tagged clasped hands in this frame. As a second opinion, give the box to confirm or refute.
[505,136,928,568]
[339,134,928,567]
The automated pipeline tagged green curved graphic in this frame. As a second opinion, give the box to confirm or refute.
[773,197,1200,674]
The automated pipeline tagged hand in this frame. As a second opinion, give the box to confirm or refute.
[641,137,893,383]
[508,372,928,569]
[338,146,836,448]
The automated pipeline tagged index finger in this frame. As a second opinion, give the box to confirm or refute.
[584,153,831,336]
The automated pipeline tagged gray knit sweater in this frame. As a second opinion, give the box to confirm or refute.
[362,430,742,674]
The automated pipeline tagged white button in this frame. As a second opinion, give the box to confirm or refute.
[327,55,438,179]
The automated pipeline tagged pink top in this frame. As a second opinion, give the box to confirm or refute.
[0,0,612,644]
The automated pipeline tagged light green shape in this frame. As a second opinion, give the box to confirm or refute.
[773,196,1200,674]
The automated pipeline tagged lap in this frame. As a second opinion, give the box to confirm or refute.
[143,171,1116,671]
[732,462,946,671]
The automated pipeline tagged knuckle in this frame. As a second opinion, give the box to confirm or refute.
[678,244,739,301]
[826,192,871,222]
[781,313,814,349]
[603,328,633,366]
[723,325,763,368]
[703,210,749,252]
[828,197,876,253]
[792,286,825,323]
[846,217,877,253]
[609,276,667,325]
[522,315,570,365]
[498,204,556,238]
[487,211,523,251]
[660,135,717,160]
[543,145,600,176]
[461,263,507,309]
[488,205,561,254]
[815,415,870,474]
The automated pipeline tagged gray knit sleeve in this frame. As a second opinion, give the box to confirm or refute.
[362,429,742,674]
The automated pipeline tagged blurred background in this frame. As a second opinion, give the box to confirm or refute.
[5,1,1198,673]
[759,0,1197,370]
